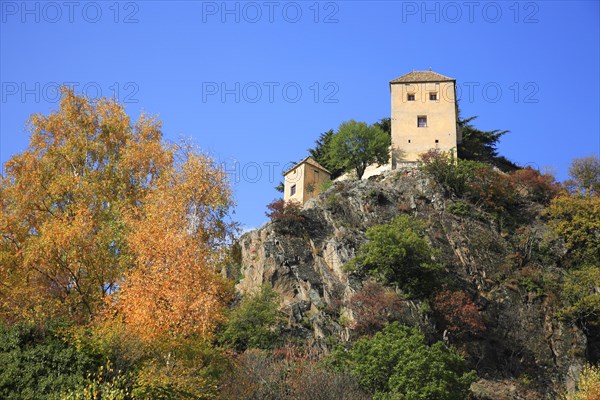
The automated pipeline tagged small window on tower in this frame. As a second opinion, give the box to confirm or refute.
[430,92,438,101]
[407,93,415,101]
[291,184,296,196]
[417,116,427,127]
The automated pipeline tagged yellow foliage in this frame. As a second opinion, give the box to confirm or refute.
[547,194,600,266]
[0,88,235,346]
[567,364,600,400]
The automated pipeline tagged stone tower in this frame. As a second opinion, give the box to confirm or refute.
[390,71,461,166]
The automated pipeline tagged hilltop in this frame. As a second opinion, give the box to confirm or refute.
[234,161,594,399]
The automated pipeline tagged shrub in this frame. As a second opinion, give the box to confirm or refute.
[560,266,600,329]
[432,290,485,337]
[220,348,370,400]
[469,165,515,209]
[320,179,333,192]
[347,281,405,336]
[447,200,470,217]
[333,322,476,399]
[419,150,486,197]
[345,215,441,298]
[0,321,100,400]
[68,319,230,400]
[219,285,284,352]
[131,341,227,400]
[547,194,600,266]
[507,167,560,204]
[61,360,130,400]
[566,364,600,400]
[423,153,560,215]
[265,199,304,222]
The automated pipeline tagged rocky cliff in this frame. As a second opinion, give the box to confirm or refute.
[236,168,587,399]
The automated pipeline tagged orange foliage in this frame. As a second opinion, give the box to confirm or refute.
[0,89,169,322]
[508,167,561,204]
[265,198,304,222]
[432,289,485,337]
[0,89,235,344]
[114,148,235,342]
[347,281,405,336]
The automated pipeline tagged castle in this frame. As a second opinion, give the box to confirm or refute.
[390,70,460,165]
[284,70,460,204]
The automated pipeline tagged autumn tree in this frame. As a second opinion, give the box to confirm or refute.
[0,89,171,323]
[547,194,600,267]
[567,155,600,195]
[0,88,235,339]
[347,281,404,336]
[113,143,235,343]
[432,289,486,338]
[0,88,237,398]
[549,157,600,333]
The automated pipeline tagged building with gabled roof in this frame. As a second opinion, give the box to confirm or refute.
[390,70,455,84]
[283,157,331,204]
[390,70,460,165]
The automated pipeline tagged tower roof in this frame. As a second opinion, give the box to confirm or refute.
[283,156,331,176]
[390,71,455,84]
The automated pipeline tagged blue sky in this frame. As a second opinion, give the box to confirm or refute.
[1,0,599,229]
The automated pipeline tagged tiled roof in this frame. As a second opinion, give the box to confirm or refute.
[283,156,331,176]
[390,71,454,84]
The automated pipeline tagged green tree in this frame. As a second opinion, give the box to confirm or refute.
[345,215,441,298]
[374,117,391,137]
[567,155,600,195]
[308,129,334,164]
[308,129,344,179]
[334,322,476,400]
[219,285,283,352]
[327,120,390,180]
[457,114,518,172]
